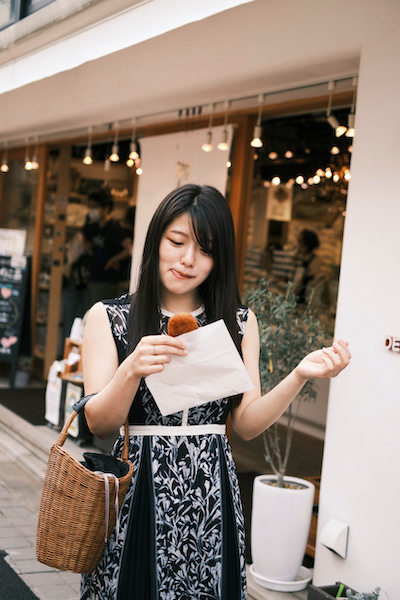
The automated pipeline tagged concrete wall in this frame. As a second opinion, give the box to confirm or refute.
[313,3,400,596]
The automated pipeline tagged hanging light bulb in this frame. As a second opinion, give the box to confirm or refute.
[128,118,139,161]
[285,150,293,159]
[268,151,278,160]
[295,175,304,185]
[330,146,340,155]
[325,168,332,178]
[126,158,135,168]
[109,123,120,162]
[250,94,264,148]
[226,160,232,168]
[307,177,314,185]
[24,139,32,170]
[345,113,355,137]
[326,81,348,137]
[313,175,321,184]
[271,176,281,186]
[30,137,40,170]
[201,104,214,152]
[83,127,93,165]
[316,168,325,177]
[1,143,9,173]
[135,157,143,175]
[344,169,351,181]
[346,77,358,138]
[218,101,230,151]
[333,172,340,182]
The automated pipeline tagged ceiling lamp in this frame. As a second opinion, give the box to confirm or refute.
[83,127,93,165]
[218,101,230,151]
[24,139,32,171]
[346,77,358,138]
[31,139,40,170]
[128,118,139,161]
[109,123,120,162]
[326,81,347,137]
[201,104,214,152]
[345,113,355,138]
[250,94,264,148]
[1,143,9,173]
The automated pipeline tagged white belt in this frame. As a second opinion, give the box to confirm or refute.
[119,424,226,436]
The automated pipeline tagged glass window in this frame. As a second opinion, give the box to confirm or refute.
[25,0,55,15]
[0,0,18,30]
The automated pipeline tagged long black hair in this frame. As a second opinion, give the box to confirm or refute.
[127,184,242,353]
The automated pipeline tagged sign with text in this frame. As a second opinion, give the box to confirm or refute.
[0,255,30,383]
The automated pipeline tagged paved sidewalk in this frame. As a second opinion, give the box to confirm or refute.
[0,404,87,600]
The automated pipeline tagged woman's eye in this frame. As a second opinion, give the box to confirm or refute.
[169,238,183,246]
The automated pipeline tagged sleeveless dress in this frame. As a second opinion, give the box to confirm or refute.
[79,294,249,600]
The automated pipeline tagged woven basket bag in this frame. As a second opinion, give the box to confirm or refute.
[36,410,134,573]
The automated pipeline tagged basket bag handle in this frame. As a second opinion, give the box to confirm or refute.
[56,411,130,461]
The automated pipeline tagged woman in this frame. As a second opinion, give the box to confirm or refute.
[79,184,351,599]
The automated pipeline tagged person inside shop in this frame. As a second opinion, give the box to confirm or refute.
[76,184,351,599]
[117,204,136,295]
[294,228,324,303]
[83,187,132,310]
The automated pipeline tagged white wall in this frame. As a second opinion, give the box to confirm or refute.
[313,3,400,596]
[130,125,232,290]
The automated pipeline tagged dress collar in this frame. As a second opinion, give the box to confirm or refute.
[160,305,205,318]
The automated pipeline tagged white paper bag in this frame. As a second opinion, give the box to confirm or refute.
[145,320,254,416]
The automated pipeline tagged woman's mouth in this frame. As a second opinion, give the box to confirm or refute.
[171,269,194,280]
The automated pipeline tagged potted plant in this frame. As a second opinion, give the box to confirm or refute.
[245,278,331,591]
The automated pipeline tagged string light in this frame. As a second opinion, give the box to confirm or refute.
[271,176,281,186]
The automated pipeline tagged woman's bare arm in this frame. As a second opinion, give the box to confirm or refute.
[231,309,351,440]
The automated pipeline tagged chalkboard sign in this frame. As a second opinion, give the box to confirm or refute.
[0,255,30,386]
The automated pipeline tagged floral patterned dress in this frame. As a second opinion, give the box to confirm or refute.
[79,294,248,600]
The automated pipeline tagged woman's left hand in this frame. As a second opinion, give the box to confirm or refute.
[295,339,351,382]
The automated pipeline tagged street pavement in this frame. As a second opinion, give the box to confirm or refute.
[0,403,88,600]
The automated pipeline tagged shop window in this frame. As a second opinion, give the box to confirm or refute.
[0,158,39,254]
[244,108,352,332]
[0,0,55,30]
[0,0,18,30]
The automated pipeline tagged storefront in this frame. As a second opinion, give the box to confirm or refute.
[0,83,354,382]
[1,0,400,594]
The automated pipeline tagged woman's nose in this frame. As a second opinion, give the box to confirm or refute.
[180,245,195,266]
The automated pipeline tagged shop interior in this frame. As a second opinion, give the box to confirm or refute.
[0,98,352,384]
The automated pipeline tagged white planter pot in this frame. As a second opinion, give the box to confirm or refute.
[251,474,315,588]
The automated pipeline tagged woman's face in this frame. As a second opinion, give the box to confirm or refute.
[158,213,213,307]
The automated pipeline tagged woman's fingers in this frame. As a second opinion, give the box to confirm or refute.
[322,339,351,376]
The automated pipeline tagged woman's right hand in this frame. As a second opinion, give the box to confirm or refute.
[124,334,188,379]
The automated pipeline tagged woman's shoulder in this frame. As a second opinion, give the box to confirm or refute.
[101,292,132,309]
